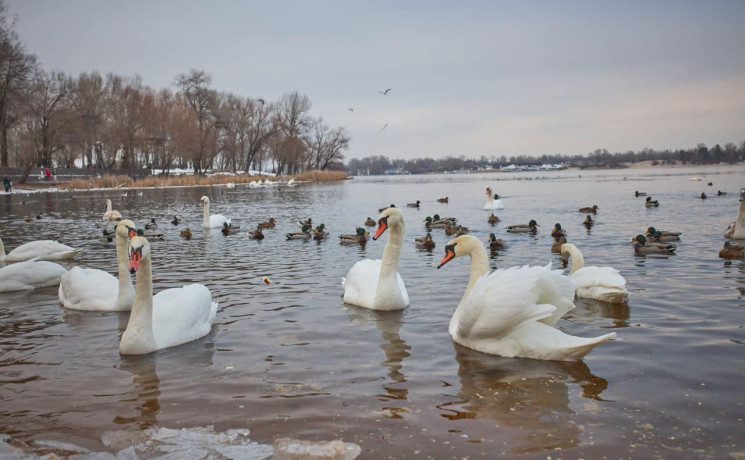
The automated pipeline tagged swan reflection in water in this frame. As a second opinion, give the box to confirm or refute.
[345,307,411,417]
[564,298,631,329]
[114,355,161,429]
[439,344,608,454]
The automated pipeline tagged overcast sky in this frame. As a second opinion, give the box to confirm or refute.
[7,0,745,160]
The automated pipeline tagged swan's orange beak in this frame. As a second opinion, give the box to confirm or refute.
[129,248,142,274]
[373,218,388,240]
[438,244,456,269]
[127,226,137,238]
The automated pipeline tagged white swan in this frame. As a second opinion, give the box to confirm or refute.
[0,258,67,292]
[342,207,409,311]
[58,220,137,311]
[724,200,745,239]
[560,243,629,304]
[0,236,80,263]
[103,199,123,221]
[484,187,504,210]
[120,236,218,355]
[200,196,231,228]
[437,235,615,361]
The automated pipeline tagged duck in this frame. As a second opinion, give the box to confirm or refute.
[101,229,114,242]
[0,258,67,293]
[25,215,33,223]
[436,235,615,360]
[136,228,164,241]
[248,226,265,240]
[507,219,538,233]
[339,227,368,245]
[342,207,409,311]
[551,223,566,239]
[200,196,231,228]
[432,214,456,223]
[551,236,567,253]
[424,216,449,229]
[103,199,122,221]
[179,228,192,239]
[145,218,158,229]
[364,217,376,227]
[717,190,726,196]
[119,236,218,355]
[560,243,629,304]
[645,197,659,207]
[630,234,675,250]
[407,200,421,208]
[437,197,449,203]
[313,224,329,240]
[444,222,469,236]
[298,218,313,227]
[59,220,137,311]
[633,235,676,255]
[635,191,647,197]
[699,192,707,199]
[723,200,745,239]
[222,222,240,235]
[286,225,312,240]
[649,231,679,243]
[578,205,598,214]
[0,236,81,263]
[487,213,499,225]
[646,227,681,239]
[487,233,505,250]
[415,233,435,250]
[378,204,395,212]
[484,187,504,210]
[35,213,42,220]
[719,241,744,259]
[171,216,181,225]
[583,215,594,227]
[258,217,276,229]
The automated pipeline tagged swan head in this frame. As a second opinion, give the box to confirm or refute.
[485,187,491,196]
[559,242,576,265]
[437,234,478,268]
[128,236,150,274]
[200,196,210,204]
[374,207,404,240]
[116,219,137,239]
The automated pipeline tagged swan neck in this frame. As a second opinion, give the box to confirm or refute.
[565,245,585,275]
[0,237,5,258]
[115,231,134,301]
[379,220,404,281]
[459,241,489,306]
[106,200,112,212]
[202,201,210,228]
[734,200,745,239]
[131,257,154,329]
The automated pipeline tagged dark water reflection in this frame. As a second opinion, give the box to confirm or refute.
[1,165,744,458]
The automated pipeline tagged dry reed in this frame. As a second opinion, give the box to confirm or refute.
[59,169,348,191]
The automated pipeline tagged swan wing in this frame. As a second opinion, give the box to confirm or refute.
[0,259,66,292]
[152,283,217,350]
[342,259,381,310]
[58,266,121,311]
[5,240,79,262]
[209,214,230,228]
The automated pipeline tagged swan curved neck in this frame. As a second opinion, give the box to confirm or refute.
[106,200,112,212]
[462,241,490,302]
[564,244,585,275]
[121,255,156,353]
[734,200,745,239]
[0,237,5,259]
[202,201,210,228]
[115,231,134,304]
[379,220,405,282]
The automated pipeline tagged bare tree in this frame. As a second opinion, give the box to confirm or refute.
[174,69,219,173]
[70,71,105,167]
[273,91,311,174]
[0,1,36,166]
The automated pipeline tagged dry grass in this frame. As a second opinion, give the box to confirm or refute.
[59,170,348,191]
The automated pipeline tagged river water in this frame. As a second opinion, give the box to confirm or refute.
[0,165,743,459]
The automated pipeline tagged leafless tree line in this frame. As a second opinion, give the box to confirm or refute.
[0,2,349,182]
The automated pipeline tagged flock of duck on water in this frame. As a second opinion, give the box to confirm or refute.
[1,185,744,360]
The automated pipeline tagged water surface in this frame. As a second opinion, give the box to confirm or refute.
[1,166,744,458]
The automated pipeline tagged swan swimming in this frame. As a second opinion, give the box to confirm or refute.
[0,236,80,263]
[484,187,504,210]
[119,236,218,355]
[437,235,615,360]
[103,199,123,221]
[342,207,409,311]
[0,258,67,292]
[560,243,629,304]
[200,196,231,228]
[58,220,137,311]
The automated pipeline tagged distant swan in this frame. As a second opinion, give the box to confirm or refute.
[103,199,122,221]
[437,235,615,360]
[200,196,231,228]
[59,220,137,311]
[0,259,67,292]
[560,243,629,304]
[342,207,409,311]
[119,236,218,355]
[484,187,504,210]
[0,236,80,263]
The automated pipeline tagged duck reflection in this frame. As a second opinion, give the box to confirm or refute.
[439,344,608,453]
[564,298,630,328]
[345,307,410,417]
